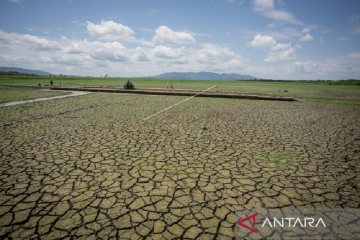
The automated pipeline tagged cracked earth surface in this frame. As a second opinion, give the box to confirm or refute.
[0,93,359,239]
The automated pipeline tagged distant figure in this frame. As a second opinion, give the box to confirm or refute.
[124,79,135,89]
[38,83,41,87]
[50,80,53,86]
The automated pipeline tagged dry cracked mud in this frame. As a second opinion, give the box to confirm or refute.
[0,93,359,239]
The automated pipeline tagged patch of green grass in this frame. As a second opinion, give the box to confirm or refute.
[0,86,70,103]
[1,75,360,99]
[263,150,293,166]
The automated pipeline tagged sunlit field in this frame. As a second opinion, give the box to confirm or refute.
[1,82,359,238]
[1,76,360,101]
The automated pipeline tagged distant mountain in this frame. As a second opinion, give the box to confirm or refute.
[0,67,53,76]
[152,71,258,80]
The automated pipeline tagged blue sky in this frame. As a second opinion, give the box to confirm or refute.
[1,0,360,79]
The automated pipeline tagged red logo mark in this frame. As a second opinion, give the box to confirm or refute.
[237,213,258,233]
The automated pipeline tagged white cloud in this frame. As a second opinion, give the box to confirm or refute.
[265,44,296,62]
[253,0,303,25]
[87,20,135,41]
[0,30,243,76]
[89,42,129,62]
[195,43,236,63]
[270,42,291,51]
[183,29,210,37]
[299,34,314,41]
[290,54,360,79]
[249,34,276,47]
[153,46,185,59]
[293,61,319,73]
[301,27,310,33]
[254,0,274,9]
[133,47,150,62]
[86,20,153,46]
[152,26,196,45]
[268,27,309,40]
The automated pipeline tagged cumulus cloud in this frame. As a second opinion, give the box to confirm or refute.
[0,29,243,76]
[89,42,129,62]
[249,34,276,47]
[87,20,135,41]
[270,42,291,52]
[299,34,314,41]
[293,61,318,73]
[153,46,186,59]
[265,47,296,62]
[290,54,360,79]
[86,20,153,46]
[151,43,242,69]
[253,0,303,25]
[152,26,196,45]
[264,42,300,62]
[195,43,236,63]
[292,61,338,75]
[2,31,62,51]
[133,47,150,62]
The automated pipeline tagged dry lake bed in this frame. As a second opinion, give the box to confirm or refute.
[0,91,359,239]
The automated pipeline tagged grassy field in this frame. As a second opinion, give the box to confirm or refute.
[1,75,360,100]
[0,86,70,104]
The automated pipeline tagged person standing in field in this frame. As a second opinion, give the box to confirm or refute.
[50,80,53,86]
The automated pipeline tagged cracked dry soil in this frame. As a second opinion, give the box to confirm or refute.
[0,93,359,239]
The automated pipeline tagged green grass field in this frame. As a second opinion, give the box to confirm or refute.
[0,86,70,104]
[1,75,360,103]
